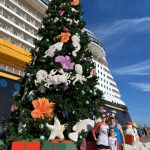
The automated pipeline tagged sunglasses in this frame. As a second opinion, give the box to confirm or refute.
[110,117,115,119]
[102,116,106,118]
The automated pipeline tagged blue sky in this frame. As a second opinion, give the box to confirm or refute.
[83,0,150,126]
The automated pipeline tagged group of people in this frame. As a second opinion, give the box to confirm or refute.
[92,111,125,150]
[137,127,148,139]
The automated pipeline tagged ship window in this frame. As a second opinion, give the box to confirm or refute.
[27,18,31,23]
[5,3,11,9]
[4,13,9,19]
[13,31,18,36]
[25,27,30,32]
[14,20,20,26]
[24,36,28,41]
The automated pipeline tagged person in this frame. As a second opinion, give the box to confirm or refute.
[137,129,142,139]
[108,128,118,150]
[143,128,148,136]
[132,122,139,142]
[92,113,110,150]
[106,113,110,124]
[109,115,126,150]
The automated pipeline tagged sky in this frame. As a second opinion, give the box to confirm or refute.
[82,0,150,126]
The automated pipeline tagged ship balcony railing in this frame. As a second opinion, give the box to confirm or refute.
[0,25,35,48]
[0,65,25,77]
[90,36,104,48]
[93,55,108,66]
[105,100,128,110]
[0,2,39,30]
[10,0,42,23]
[0,13,39,40]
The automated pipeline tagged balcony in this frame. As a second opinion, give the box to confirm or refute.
[93,54,108,66]
[9,0,42,23]
[0,2,39,30]
[0,13,39,40]
[0,64,25,77]
[0,24,35,48]
[24,0,47,15]
[88,42,106,59]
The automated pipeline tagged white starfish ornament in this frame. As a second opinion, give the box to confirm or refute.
[46,117,65,140]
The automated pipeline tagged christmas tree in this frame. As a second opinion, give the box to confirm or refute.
[5,0,103,147]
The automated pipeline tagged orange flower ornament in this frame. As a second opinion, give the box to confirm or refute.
[60,32,71,43]
[31,98,55,119]
[71,0,80,6]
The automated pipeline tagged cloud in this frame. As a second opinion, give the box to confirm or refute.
[94,17,150,39]
[93,17,150,49]
[112,59,150,75]
[130,82,150,92]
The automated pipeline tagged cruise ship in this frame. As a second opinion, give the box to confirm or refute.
[86,29,131,125]
[0,0,131,125]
